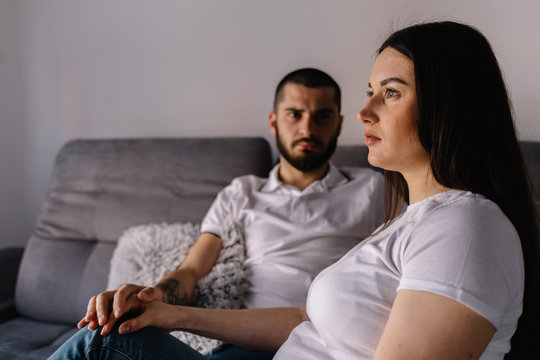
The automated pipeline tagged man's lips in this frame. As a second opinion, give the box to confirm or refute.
[364,133,381,146]
[293,138,323,150]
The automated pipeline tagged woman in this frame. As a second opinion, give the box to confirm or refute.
[49,21,539,360]
[274,21,539,359]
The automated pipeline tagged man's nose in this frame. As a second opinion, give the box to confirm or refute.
[298,115,316,136]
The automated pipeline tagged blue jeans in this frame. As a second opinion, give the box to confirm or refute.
[208,345,274,360]
[48,316,275,360]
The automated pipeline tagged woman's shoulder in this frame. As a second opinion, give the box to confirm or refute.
[409,190,520,251]
[413,190,509,225]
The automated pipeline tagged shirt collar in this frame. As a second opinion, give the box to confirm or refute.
[260,163,349,193]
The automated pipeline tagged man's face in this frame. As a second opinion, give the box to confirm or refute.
[269,83,343,172]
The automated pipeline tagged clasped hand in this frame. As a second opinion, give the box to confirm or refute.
[78,284,175,335]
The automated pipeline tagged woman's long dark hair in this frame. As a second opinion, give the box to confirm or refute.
[379,21,539,357]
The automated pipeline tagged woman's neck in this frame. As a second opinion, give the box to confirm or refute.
[403,166,452,204]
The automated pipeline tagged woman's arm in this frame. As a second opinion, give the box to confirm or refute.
[117,301,309,352]
[374,290,495,360]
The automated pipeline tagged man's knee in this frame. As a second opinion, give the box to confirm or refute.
[49,314,165,359]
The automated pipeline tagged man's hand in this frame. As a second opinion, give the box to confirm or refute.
[77,284,164,335]
[77,233,222,335]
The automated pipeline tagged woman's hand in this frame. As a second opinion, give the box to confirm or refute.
[117,300,182,335]
[78,283,165,335]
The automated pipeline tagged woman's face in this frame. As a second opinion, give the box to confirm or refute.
[358,47,430,175]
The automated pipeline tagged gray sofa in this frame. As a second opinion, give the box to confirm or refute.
[0,137,538,359]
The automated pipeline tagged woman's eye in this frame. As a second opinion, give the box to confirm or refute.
[384,88,399,99]
[366,90,374,98]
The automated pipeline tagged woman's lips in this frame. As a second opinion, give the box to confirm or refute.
[364,134,381,146]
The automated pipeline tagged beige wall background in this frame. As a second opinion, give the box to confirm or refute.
[1,0,539,248]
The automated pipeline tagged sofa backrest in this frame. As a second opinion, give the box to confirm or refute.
[14,138,540,326]
[521,141,540,216]
[15,137,272,324]
[331,144,379,171]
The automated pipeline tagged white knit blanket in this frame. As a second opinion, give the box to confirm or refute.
[107,218,248,355]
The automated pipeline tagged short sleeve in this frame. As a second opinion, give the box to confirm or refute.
[200,177,250,237]
[397,197,524,328]
[200,184,234,237]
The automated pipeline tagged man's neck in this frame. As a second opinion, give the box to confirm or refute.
[277,159,330,191]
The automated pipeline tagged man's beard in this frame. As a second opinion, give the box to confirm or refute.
[275,126,339,172]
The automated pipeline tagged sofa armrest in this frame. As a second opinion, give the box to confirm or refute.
[0,247,24,322]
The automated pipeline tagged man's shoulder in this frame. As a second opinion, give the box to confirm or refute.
[335,166,383,183]
[224,174,268,192]
[327,166,384,199]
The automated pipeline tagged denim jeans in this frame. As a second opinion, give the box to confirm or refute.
[208,344,274,360]
[48,316,275,360]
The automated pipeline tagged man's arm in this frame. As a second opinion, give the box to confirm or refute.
[154,232,223,305]
[79,232,223,335]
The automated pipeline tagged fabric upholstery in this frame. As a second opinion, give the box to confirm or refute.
[521,141,540,215]
[331,144,373,169]
[0,317,78,359]
[0,247,24,323]
[15,138,272,324]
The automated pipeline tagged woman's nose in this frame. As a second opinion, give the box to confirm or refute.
[358,101,376,124]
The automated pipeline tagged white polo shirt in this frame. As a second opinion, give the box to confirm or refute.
[200,163,384,308]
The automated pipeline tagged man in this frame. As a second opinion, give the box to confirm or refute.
[67,68,384,359]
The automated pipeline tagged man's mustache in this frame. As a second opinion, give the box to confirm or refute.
[292,138,323,148]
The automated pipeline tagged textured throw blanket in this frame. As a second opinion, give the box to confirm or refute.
[108,217,248,355]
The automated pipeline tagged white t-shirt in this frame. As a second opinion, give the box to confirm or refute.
[274,190,524,360]
[201,163,384,308]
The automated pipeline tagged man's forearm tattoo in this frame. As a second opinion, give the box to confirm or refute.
[157,279,190,305]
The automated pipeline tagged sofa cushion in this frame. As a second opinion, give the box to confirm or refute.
[16,237,115,324]
[35,138,272,242]
[15,138,272,324]
[0,317,78,359]
[108,218,247,355]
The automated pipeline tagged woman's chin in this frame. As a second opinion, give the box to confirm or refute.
[367,153,384,169]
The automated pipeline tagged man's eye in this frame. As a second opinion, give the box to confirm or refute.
[366,90,374,98]
[288,111,301,118]
[313,113,331,123]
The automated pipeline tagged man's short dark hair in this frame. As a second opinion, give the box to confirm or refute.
[273,68,341,112]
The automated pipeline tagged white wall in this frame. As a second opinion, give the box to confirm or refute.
[1,0,539,248]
